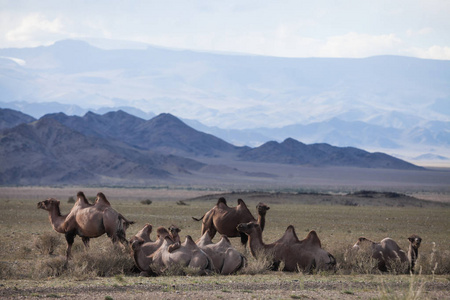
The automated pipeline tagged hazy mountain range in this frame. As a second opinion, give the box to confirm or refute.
[0,108,424,186]
[0,39,449,162]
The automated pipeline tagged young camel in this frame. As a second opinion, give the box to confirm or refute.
[237,222,336,272]
[192,197,270,246]
[129,226,171,276]
[149,235,214,275]
[38,191,134,260]
[352,235,422,273]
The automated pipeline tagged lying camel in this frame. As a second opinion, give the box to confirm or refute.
[237,222,336,272]
[149,235,214,275]
[129,226,171,276]
[352,235,422,272]
[192,197,270,245]
[38,191,134,260]
[196,229,246,275]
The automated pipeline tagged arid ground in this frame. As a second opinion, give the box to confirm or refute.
[0,186,449,299]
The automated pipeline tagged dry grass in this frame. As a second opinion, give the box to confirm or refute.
[0,187,449,299]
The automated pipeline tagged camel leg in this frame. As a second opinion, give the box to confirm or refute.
[64,231,76,260]
[82,237,90,249]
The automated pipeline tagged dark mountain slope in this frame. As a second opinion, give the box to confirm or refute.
[0,108,36,129]
[43,111,241,157]
[0,118,205,185]
[239,138,423,170]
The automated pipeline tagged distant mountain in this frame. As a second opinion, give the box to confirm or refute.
[0,108,35,129]
[239,138,423,170]
[1,39,449,160]
[0,116,205,185]
[42,110,242,157]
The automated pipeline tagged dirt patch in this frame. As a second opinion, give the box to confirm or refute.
[1,275,449,300]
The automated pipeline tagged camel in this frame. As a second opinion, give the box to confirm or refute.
[352,235,422,273]
[129,226,171,276]
[168,224,181,243]
[196,229,246,274]
[38,191,134,260]
[149,235,214,275]
[192,197,270,245]
[237,222,336,272]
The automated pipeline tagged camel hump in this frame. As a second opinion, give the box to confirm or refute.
[185,235,196,246]
[221,235,231,244]
[305,230,322,248]
[217,197,228,206]
[156,226,170,237]
[96,192,111,206]
[77,191,91,205]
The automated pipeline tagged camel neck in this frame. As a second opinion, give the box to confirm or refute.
[408,245,419,271]
[248,228,266,257]
[257,213,266,231]
[48,206,66,233]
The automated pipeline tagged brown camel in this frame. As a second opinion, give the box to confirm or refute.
[168,224,181,243]
[38,191,134,260]
[129,226,171,276]
[192,197,270,245]
[196,229,246,274]
[237,222,336,272]
[353,235,422,273]
[149,235,214,275]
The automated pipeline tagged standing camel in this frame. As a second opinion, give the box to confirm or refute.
[192,197,270,246]
[38,191,134,260]
[237,222,336,272]
[352,235,422,273]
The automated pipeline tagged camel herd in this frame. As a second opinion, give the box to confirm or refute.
[38,192,422,275]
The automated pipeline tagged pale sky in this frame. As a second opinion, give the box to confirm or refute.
[1,0,450,59]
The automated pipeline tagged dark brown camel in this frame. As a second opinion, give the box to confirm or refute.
[237,222,336,272]
[129,226,171,276]
[38,191,134,260]
[353,235,422,273]
[192,197,270,245]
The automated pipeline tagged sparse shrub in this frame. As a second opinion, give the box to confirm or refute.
[140,199,152,205]
[34,232,63,255]
[68,196,75,204]
[240,249,274,275]
[32,256,67,278]
[0,262,14,279]
[176,200,188,206]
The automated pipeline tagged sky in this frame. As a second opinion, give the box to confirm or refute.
[1,0,450,60]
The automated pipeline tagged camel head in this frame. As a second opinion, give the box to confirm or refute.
[37,198,60,211]
[236,221,259,235]
[168,225,181,235]
[408,235,422,250]
[256,202,270,216]
[352,237,374,250]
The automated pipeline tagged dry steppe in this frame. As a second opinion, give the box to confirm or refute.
[0,186,449,299]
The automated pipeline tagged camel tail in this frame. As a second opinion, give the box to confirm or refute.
[192,214,205,222]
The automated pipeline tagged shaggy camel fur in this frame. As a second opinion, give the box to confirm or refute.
[149,235,214,275]
[353,235,422,273]
[192,197,270,245]
[41,191,134,260]
[196,230,246,275]
[129,226,171,276]
[237,222,336,272]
